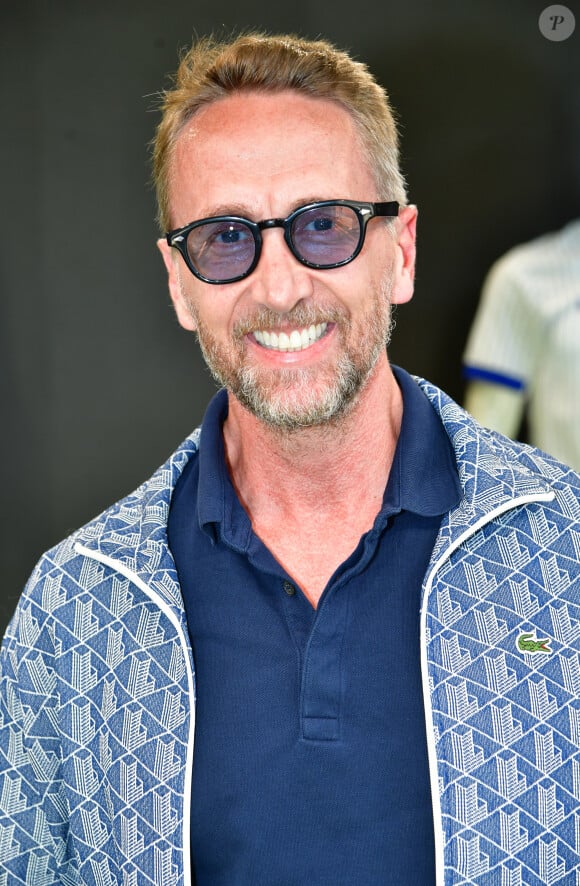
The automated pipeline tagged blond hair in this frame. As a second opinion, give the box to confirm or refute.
[153,32,407,231]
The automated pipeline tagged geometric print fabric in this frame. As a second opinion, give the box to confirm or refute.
[0,443,198,886]
[423,383,580,885]
[1,380,579,885]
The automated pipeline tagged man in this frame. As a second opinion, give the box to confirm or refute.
[1,33,579,886]
[463,218,580,471]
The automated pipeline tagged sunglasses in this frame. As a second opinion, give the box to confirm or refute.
[166,199,399,284]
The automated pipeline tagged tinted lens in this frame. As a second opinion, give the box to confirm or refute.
[186,219,256,281]
[290,204,361,267]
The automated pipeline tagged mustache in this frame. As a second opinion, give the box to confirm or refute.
[233,305,346,339]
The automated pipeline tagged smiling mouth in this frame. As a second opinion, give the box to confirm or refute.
[252,323,329,352]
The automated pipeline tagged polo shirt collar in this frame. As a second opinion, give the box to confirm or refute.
[196,387,233,540]
[386,365,462,516]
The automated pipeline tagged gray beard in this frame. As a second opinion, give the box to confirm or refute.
[186,281,394,432]
[225,342,385,431]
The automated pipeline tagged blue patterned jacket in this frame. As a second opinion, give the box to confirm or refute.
[1,378,579,885]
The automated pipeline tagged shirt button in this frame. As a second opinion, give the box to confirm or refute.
[283,580,296,596]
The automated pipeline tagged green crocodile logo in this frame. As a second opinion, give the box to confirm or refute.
[517,632,551,654]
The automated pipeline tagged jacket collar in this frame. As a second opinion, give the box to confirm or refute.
[415,376,555,564]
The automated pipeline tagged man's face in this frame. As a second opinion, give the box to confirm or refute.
[159,91,416,431]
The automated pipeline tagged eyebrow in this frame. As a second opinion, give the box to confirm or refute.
[196,197,335,221]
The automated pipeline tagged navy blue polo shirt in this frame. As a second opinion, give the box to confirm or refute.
[168,367,462,885]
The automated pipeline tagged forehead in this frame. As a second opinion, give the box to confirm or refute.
[168,91,376,222]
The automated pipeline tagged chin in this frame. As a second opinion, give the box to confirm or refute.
[234,359,374,432]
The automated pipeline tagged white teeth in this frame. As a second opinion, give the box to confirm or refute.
[253,322,328,352]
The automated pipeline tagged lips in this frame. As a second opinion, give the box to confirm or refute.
[252,323,328,352]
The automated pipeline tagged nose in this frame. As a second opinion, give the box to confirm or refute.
[247,226,314,312]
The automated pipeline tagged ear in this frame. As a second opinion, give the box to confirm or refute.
[390,205,417,305]
[157,238,197,332]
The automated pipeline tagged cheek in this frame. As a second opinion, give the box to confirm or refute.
[189,293,242,347]
[176,276,233,336]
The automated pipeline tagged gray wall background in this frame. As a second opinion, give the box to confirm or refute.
[2,0,579,634]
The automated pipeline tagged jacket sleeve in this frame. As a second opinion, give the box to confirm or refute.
[0,556,69,882]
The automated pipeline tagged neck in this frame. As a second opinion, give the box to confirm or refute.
[222,355,403,523]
